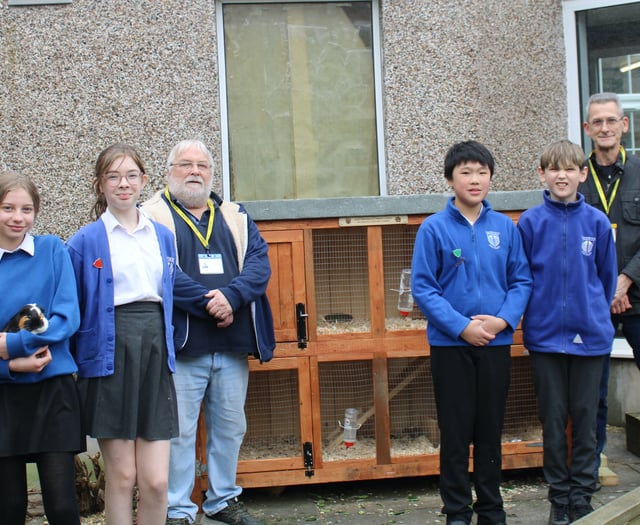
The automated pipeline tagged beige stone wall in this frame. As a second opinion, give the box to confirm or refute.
[0,0,565,239]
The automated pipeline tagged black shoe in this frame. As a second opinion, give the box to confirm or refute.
[548,504,570,525]
[570,504,594,521]
[476,518,507,525]
[203,498,265,525]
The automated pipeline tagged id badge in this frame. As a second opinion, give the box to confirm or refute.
[198,253,224,274]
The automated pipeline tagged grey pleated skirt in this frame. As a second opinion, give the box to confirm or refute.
[78,302,178,441]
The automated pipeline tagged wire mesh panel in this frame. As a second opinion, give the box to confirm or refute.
[386,356,541,458]
[503,357,542,443]
[319,360,376,460]
[240,369,301,460]
[388,357,439,457]
[382,224,426,331]
[313,228,370,334]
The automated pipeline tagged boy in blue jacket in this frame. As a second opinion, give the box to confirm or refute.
[411,141,532,525]
[518,139,617,525]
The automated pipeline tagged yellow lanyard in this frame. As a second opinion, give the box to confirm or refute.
[164,187,215,250]
[588,146,626,215]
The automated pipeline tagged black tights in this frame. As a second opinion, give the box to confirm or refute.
[0,452,81,525]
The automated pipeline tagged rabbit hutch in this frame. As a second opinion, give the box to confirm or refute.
[192,193,544,495]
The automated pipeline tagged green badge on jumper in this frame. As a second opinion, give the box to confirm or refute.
[452,249,461,258]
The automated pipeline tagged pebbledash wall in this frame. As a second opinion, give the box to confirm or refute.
[1,2,638,421]
[0,0,565,235]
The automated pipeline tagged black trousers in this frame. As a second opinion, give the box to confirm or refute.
[431,345,511,525]
[530,351,605,507]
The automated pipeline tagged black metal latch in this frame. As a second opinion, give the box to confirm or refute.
[296,303,308,349]
[303,441,314,477]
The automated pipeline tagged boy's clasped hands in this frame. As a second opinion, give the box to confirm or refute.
[461,315,508,347]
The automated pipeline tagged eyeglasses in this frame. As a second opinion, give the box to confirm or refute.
[589,117,624,129]
[104,171,143,185]
[171,162,211,172]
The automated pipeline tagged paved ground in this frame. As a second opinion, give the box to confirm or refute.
[26,426,640,524]
[233,426,640,525]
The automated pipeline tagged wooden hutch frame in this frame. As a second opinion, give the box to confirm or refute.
[192,208,543,499]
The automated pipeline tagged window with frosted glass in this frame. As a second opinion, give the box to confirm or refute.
[221,2,381,200]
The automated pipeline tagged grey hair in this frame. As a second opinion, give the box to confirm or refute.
[166,139,215,172]
[585,92,624,120]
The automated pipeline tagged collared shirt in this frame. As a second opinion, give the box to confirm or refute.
[0,233,35,261]
[102,208,163,306]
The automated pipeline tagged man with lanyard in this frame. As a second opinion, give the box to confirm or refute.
[579,92,640,489]
[143,139,275,525]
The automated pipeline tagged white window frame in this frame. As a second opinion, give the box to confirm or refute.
[563,0,640,143]
[216,0,387,201]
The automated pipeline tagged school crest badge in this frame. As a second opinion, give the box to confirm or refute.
[486,231,500,250]
[581,237,595,256]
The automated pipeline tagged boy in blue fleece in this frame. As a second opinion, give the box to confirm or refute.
[518,139,617,525]
[411,141,532,525]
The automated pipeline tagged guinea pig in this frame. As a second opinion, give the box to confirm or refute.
[2,304,49,334]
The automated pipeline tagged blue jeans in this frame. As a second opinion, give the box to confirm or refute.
[167,352,249,522]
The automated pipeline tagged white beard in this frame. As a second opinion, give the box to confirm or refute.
[168,175,213,209]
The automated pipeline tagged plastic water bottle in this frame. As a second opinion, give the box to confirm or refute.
[397,268,414,317]
[340,408,361,448]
